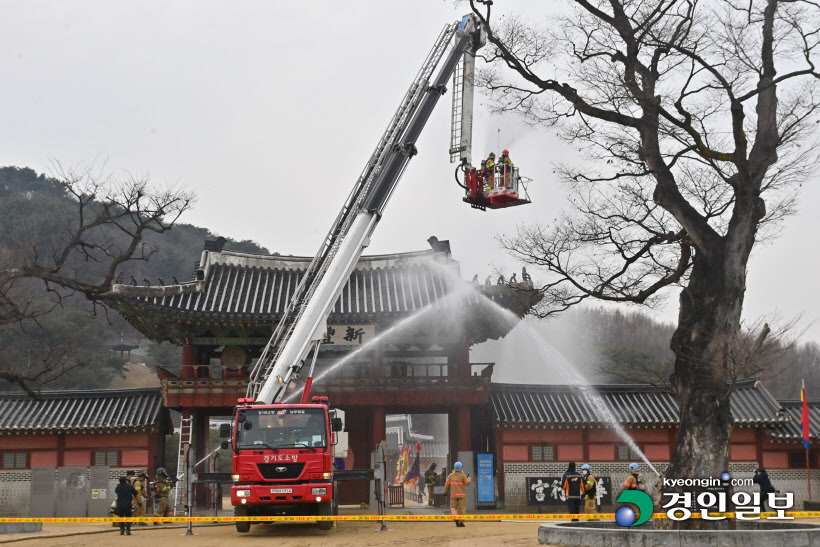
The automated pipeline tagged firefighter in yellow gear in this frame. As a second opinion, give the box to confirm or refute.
[444,461,471,528]
[500,149,514,188]
[153,468,172,524]
[581,464,597,513]
[483,153,496,191]
[133,470,148,524]
[424,463,437,506]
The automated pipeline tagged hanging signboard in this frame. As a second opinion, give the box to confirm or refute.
[526,476,612,506]
[320,324,376,347]
[477,453,494,503]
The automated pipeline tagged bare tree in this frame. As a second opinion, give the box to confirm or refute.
[469,0,820,527]
[0,165,193,394]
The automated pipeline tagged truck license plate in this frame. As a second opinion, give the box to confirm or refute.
[270,488,292,494]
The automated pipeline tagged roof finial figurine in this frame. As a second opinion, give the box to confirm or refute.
[143,278,151,286]
[130,276,138,286]
[485,275,492,285]
[115,272,123,284]
[158,278,164,286]
[497,274,505,285]
[509,273,517,283]
[471,274,479,284]
[522,267,532,282]
[172,275,179,285]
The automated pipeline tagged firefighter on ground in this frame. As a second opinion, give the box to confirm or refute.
[153,468,172,524]
[623,462,646,491]
[561,461,585,521]
[444,461,471,527]
[483,152,496,191]
[133,470,148,524]
[425,463,438,506]
[499,149,514,187]
[581,464,597,513]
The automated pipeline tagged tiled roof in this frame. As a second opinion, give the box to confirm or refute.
[491,380,788,428]
[0,389,164,433]
[764,400,820,441]
[117,247,536,323]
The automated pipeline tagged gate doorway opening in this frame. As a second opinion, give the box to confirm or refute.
[386,413,449,507]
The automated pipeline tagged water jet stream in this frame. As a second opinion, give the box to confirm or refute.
[281,259,660,477]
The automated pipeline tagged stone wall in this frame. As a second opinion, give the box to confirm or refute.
[0,467,133,517]
[0,470,31,517]
[502,462,820,511]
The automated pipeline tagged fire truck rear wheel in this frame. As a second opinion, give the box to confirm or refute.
[234,506,250,533]
[317,502,334,530]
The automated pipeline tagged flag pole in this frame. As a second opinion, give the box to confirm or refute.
[802,379,812,500]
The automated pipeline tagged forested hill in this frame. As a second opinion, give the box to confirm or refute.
[0,166,270,392]
[0,166,270,284]
[475,306,820,400]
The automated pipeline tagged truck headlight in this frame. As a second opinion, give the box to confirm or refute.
[232,474,240,481]
[311,488,327,496]
[236,489,251,498]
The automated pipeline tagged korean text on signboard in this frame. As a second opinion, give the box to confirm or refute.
[477,454,494,503]
[526,476,612,506]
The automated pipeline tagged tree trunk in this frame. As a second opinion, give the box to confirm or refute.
[660,202,759,529]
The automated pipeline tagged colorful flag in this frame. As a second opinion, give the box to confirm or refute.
[402,441,422,485]
[801,382,811,451]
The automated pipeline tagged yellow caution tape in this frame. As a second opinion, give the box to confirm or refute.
[1,512,819,523]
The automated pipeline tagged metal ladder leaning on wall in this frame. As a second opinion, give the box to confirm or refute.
[173,417,192,516]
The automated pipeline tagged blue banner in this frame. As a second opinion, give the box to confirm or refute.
[477,454,494,503]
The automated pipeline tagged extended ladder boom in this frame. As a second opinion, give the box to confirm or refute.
[251,15,485,404]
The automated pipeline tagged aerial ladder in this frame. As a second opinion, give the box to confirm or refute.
[246,13,516,405]
[226,14,532,532]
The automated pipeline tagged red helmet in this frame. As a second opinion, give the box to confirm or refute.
[502,149,509,155]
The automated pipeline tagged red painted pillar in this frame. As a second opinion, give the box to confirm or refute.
[372,406,385,445]
[56,433,65,467]
[458,406,471,452]
[180,340,197,379]
[496,428,505,503]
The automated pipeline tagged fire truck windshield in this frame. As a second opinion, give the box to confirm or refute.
[236,408,327,451]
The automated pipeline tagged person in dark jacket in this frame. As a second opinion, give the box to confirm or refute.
[561,462,585,521]
[114,476,138,535]
[753,467,776,512]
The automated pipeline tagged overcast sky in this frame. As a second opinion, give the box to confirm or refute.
[2,0,818,345]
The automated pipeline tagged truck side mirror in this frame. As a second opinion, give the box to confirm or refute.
[237,412,246,423]
[220,441,229,450]
[331,418,343,432]
[219,423,231,438]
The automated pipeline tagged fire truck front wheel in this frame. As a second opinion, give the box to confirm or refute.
[317,502,334,530]
[234,506,250,533]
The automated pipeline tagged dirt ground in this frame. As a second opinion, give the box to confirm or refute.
[2,521,545,547]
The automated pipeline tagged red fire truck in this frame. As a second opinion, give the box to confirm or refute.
[224,12,529,533]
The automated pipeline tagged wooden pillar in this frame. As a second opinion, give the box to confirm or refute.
[193,410,210,507]
[371,343,384,378]
[56,433,65,467]
[582,429,589,462]
[372,406,385,445]
[496,428,505,503]
[180,340,197,379]
[446,341,471,378]
[458,406,471,452]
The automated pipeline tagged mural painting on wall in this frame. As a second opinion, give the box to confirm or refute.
[526,476,612,507]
